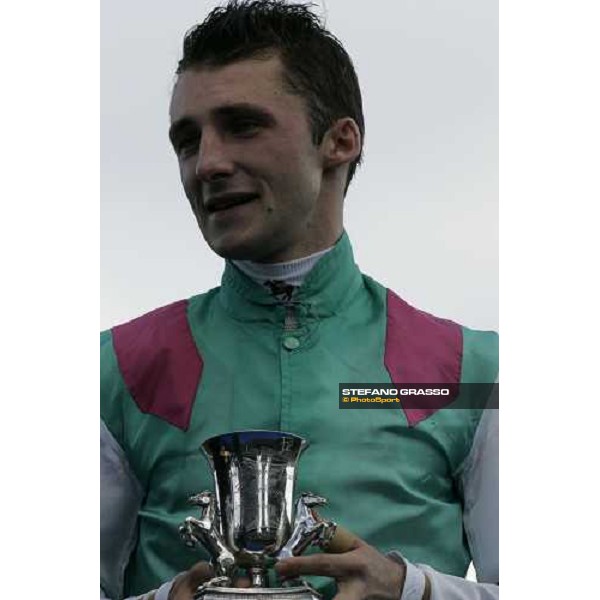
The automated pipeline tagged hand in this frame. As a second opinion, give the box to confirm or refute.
[275,535,406,600]
[168,562,214,600]
[167,562,252,600]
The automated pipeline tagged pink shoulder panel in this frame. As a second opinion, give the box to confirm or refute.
[385,290,463,427]
[111,299,203,431]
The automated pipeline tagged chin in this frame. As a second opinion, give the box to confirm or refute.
[206,234,268,262]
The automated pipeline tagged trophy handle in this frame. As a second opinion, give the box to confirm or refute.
[276,492,337,560]
[179,491,236,579]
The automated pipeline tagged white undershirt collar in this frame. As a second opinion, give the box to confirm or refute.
[232,246,333,288]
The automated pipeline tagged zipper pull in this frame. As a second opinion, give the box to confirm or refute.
[264,280,295,302]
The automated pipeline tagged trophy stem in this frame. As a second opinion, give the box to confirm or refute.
[247,566,269,588]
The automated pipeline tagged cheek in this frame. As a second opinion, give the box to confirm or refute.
[270,149,320,191]
[287,157,322,202]
[179,164,198,201]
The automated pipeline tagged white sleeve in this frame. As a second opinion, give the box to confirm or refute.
[460,408,499,586]
[390,406,499,600]
[101,420,179,600]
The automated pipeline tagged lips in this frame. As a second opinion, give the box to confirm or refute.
[205,193,260,214]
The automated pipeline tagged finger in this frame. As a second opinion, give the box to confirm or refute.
[234,576,252,588]
[276,552,360,579]
[332,589,361,600]
[187,561,215,587]
[325,526,363,554]
[332,580,362,600]
[170,562,215,599]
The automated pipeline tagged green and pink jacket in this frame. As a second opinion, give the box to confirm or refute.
[100,233,498,600]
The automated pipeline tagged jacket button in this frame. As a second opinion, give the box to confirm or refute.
[283,336,300,350]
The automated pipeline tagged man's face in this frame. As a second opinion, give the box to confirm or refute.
[169,54,335,262]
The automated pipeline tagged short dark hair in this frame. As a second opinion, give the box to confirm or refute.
[177,0,365,193]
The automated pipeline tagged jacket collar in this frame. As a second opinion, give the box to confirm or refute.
[219,232,363,322]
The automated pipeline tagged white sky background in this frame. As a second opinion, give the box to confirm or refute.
[101,0,498,331]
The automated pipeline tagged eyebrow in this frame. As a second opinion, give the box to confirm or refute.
[169,103,277,143]
[214,103,277,125]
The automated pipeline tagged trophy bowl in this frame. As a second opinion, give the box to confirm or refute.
[180,431,337,600]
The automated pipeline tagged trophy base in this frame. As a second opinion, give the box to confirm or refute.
[194,584,321,600]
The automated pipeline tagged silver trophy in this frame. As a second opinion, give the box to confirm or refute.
[180,431,337,600]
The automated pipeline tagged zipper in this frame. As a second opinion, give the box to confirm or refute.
[283,303,298,332]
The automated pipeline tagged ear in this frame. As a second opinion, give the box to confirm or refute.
[321,118,362,169]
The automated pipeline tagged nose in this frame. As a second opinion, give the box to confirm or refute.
[195,130,235,182]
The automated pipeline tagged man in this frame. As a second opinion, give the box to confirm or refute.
[101,2,498,600]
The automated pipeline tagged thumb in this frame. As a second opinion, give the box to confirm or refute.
[324,526,363,554]
[183,561,215,591]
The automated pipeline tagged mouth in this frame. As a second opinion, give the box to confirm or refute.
[205,192,260,214]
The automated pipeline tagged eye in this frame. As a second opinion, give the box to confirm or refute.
[229,118,261,137]
[176,135,199,158]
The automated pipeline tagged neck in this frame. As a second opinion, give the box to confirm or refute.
[232,246,334,287]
